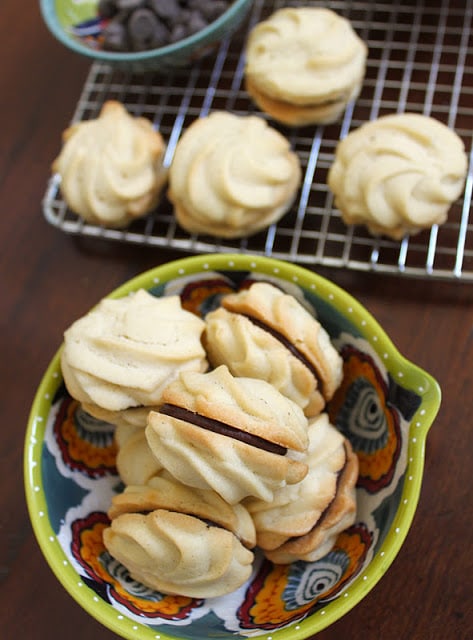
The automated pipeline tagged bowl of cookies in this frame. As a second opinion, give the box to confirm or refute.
[40,0,253,71]
[24,253,440,639]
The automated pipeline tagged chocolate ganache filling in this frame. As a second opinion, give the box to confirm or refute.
[159,403,287,456]
[287,442,350,544]
[240,313,325,396]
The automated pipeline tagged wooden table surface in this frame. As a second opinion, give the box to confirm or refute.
[1,2,472,639]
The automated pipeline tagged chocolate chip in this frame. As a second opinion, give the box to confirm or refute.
[185,10,208,37]
[127,8,170,50]
[102,19,128,51]
[174,8,191,26]
[117,0,146,11]
[99,0,233,53]
[169,23,188,43]
[199,1,229,22]
[146,0,181,24]
[97,0,118,19]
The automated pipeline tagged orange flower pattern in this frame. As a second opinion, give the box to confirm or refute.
[238,524,372,630]
[53,395,117,478]
[328,344,402,492]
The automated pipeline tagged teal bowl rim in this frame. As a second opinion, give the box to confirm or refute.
[24,253,441,640]
[39,0,253,64]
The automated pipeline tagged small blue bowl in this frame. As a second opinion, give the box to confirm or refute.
[40,0,253,71]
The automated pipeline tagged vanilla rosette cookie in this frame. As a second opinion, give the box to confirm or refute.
[168,111,301,238]
[328,113,468,239]
[204,282,343,417]
[145,365,309,504]
[246,413,358,564]
[61,290,207,427]
[52,101,168,227]
[103,472,255,598]
[244,7,367,126]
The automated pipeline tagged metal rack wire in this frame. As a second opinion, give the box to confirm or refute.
[43,0,473,280]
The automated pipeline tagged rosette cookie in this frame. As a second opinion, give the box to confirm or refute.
[328,113,468,239]
[52,101,168,227]
[61,290,208,428]
[246,413,358,564]
[167,111,301,238]
[244,8,367,126]
[145,365,309,504]
[204,282,343,417]
[103,472,255,598]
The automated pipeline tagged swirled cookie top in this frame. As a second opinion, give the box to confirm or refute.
[168,111,300,232]
[159,364,308,452]
[61,289,207,412]
[53,101,167,226]
[103,507,254,598]
[328,113,467,236]
[245,7,368,105]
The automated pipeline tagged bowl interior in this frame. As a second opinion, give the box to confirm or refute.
[40,0,253,67]
[24,254,440,640]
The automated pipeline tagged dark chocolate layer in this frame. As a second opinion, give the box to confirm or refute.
[240,313,325,397]
[159,403,287,455]
[287,442,350,543]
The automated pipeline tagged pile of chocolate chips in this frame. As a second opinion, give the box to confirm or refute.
[98,0,233,52]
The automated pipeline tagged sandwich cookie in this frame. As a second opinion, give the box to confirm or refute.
[244,7,367,126]
[145,365,309,504]
[204,282,343,417]
[103,471,255,598]
[246,413,358,564]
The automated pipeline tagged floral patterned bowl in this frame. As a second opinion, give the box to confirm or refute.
[40,0,253,71]
[24,253,440,640]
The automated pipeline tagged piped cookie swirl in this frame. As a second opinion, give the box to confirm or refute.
[103,472,255,598]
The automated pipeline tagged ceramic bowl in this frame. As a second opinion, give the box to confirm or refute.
[24,253,440,640]
[40,0,253,71]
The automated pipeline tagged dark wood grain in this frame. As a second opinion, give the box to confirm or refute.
[1,2,472,639]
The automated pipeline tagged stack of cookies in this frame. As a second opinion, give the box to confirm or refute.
[61,281,359,598]
[244,7,368,126]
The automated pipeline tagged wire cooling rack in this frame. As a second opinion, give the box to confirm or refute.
[43,0,473,280]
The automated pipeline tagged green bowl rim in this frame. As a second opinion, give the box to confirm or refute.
[39,0,253,64]
[24,253,441,640]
